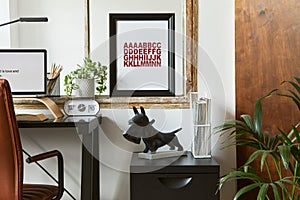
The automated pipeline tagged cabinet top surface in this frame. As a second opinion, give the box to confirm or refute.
[130,152,220,174]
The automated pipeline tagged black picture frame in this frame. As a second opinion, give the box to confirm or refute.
[109,13,175,97]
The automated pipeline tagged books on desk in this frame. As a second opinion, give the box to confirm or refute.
[16,113,48,121]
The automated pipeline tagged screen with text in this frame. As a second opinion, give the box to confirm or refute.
[0,49,46,95]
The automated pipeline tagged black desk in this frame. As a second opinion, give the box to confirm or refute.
[18,116,101,200]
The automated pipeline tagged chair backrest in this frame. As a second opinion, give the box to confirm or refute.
[0,78,23,200]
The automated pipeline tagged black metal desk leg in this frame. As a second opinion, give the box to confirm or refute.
[92,127,100,199]
[81,126,100,200]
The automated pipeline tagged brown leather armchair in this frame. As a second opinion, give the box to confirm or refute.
[0,78,64,200]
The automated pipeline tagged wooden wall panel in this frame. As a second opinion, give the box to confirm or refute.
[236,0,300,199]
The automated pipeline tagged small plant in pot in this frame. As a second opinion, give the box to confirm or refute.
[64,57,108,97]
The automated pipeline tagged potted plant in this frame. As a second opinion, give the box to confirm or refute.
[215,77,300,200]
[64,57,108,97]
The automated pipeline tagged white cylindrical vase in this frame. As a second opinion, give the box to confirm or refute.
[75,79,95,98]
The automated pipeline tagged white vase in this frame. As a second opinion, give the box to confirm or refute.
[74,79,95,98]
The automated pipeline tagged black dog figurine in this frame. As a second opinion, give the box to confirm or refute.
[123,106,183,153]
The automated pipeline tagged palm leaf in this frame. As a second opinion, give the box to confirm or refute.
[260,151,269,172]
[294,126,300,143]
[241,114,255,132]
[276,93,300,111]
[214,120,249,135]
[280,177,299,185]
[290,124,300,143]
[219,170,265,189]
[281,88,300,103]
[278,128,293,145]
[270,183,281,200]
[243,150,273,171]
[273,77,300,110]
[268,77,300,110]
[262,88,279,99]
[291,146,300,164]
[278,145,291,169]
[269,135,281,150]
[254,99,263,140]
[276,181,292,199]
[277,126,300,178]
[233,183,261,200]
[281,80,300,96]
[257,184,269,200]
[235,139,261,149]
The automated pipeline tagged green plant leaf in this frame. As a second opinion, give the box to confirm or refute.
[290,124,300,143]
[270,183,281,200]
[278,128,293,145]
[276,93,300,111]
[265,78,300,110]
[219,170,264,188]
[262,88,279,99]
[241,114,255,131]
[257,184,269,200]
[294,76,300,85]
[278,145,291,169]
[260,151,268,172]
[282,80,300,96]
[291,146,300,164]
[233,183,261,200]
[244,150,262,166]
[269,135,280,150]
[243,150,271,168]
[254,99,263,140]
[276,181,292,199]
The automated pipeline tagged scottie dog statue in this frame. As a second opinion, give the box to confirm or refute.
[123,106,183,154]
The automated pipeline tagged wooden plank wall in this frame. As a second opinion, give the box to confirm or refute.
[236,0,300,199]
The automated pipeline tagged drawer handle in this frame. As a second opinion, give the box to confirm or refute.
[158,177,192,189]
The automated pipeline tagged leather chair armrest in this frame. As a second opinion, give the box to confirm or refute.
[26,150,64,200]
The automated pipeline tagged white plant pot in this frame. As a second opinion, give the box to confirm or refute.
[74,79,95,98]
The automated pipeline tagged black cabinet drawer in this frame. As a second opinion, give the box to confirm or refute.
[130,153,220,200]
[131,173,219,200]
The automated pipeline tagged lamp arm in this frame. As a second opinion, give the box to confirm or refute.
[0,19,20,27]
[19,17,48,22]
[0,17,48,27]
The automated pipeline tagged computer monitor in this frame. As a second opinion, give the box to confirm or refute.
[0,49,47,95]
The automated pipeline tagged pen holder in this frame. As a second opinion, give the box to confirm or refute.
[47,73,60,96]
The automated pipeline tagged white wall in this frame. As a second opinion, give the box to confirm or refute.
[11,0,236,199]
[3,0,85,92]
[0,0,11,47]
[17,0,85,73]
[198,0,236,199]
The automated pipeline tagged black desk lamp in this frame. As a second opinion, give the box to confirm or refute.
[0,17,48,27]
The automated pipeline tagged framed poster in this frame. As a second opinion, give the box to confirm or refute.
[109,13,175,97]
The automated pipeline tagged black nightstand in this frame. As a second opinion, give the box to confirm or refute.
[130,152,220,200]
